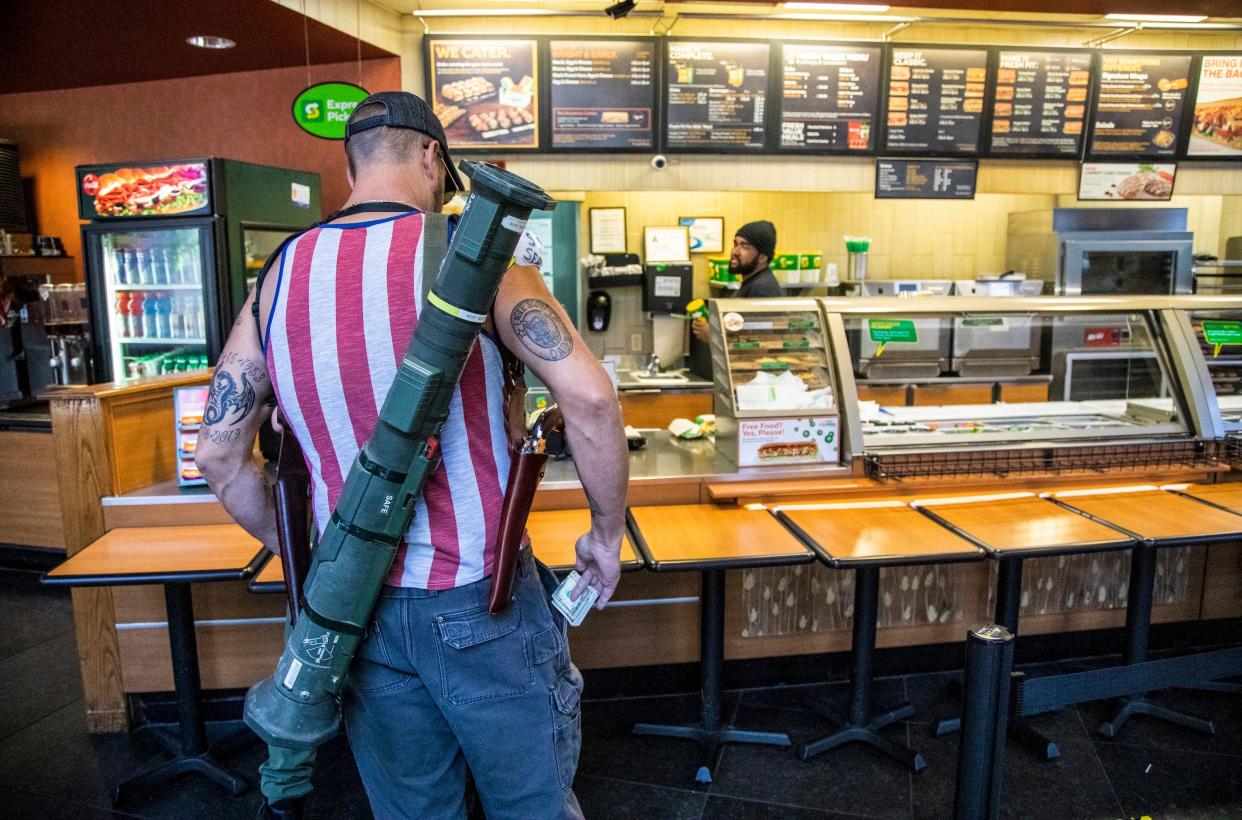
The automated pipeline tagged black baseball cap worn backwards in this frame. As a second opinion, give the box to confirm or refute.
[345,91,465,195]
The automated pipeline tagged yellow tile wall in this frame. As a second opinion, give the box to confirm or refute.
[578,190,1056,295]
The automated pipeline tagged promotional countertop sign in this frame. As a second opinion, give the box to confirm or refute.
[292,82,370,140]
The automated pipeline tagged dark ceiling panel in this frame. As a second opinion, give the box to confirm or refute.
[0,0,396,94]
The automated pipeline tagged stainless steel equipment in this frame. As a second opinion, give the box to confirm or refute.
[852,281,952,378]
[1006,208,1194,296]
[947,278,1044,377]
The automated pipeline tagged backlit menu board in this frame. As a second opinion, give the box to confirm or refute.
[883,47,988,155]
[989,50,1092,157]
[427,38,539,150]
[666,41,769,151]
[1089,53,1192,157]
[1187,54,1242,158]
[779,43,882,152]
[550,39,655,150]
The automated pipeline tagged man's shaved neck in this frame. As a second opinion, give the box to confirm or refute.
[341,163,440,218]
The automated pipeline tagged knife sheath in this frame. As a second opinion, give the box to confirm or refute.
[274,431,312,625]
[487,446,550,614]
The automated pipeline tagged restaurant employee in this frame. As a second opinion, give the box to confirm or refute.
[692,220,781,343]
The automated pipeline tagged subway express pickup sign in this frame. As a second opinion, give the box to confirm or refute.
[293,82,369,139]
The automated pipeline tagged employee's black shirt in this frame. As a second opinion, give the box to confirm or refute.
[737,266,783,298]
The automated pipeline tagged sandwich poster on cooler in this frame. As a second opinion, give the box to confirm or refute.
[1189,55,1242,156]
[77,162,210,219]
[737,417,839,467]
[428,39,539,150]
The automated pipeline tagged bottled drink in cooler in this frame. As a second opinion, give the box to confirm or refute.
[187,293,202,339]
[115,293,130,337]
[143,294,159,339]
[135,248,151,284]
[156,294,172,339]
[127,293,144,338]
[150,244,166,284]
[114,248,128,285]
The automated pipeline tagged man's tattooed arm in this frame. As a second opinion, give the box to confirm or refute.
[510,299,573,361]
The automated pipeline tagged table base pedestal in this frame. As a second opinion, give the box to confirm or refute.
[800,702,925,771]
[799,565,925,773]
[631,722,791,784]
[1099,695,1216,738]
[114,582,249,805]
[630,569,790,784]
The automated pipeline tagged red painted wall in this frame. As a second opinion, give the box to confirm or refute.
[0,57,401,278]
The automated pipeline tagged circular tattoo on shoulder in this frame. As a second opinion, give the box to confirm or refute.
[510,298,573,361]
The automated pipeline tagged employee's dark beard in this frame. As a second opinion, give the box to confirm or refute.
[729,256,760,278]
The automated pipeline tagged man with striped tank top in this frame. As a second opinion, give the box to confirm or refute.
[195,92,628,819]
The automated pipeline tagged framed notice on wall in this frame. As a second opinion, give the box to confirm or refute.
[678,217,725,254]
[589,207,627,254]
[425,37,540,150]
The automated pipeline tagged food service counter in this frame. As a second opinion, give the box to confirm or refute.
[0,402,61,550]
[49,299,1242,732]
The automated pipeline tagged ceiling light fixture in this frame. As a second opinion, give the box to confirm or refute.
[1103,13,1208,23]
[186,35,236,49]
[411,8,562,15]
[775,12,914,21]
[605,0,637,18]
[785,2,892,11]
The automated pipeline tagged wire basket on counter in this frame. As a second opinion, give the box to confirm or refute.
[864,439,1225,482]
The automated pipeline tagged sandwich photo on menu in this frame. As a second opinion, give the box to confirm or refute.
[1193,99,1242,153]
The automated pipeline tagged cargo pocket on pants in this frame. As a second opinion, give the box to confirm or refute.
[550,664,583,792]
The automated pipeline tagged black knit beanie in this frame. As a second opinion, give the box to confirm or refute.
[735,220,776,262]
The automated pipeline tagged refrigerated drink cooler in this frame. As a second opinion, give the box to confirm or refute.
[77,158,321,381]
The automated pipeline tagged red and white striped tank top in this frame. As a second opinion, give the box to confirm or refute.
[263,212,512,590]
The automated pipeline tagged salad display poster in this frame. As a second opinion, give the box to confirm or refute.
[428,39,539,150]
[1189,55,1242,156]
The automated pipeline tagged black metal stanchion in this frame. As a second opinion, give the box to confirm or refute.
[954,625,1015,820]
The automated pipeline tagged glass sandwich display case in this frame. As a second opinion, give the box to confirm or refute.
[708,296,1241,478]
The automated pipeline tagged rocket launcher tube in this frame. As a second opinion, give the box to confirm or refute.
[244,161,555,750]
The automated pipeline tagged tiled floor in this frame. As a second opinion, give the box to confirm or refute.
[2,567,1240,819]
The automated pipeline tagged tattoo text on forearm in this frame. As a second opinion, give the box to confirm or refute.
[510,299,573,361]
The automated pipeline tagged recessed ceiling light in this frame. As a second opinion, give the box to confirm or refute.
[186,35,236,49]
[1104,13,1208,23]
[785,2,892,11]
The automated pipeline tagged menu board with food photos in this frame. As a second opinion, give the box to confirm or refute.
[882,47,988,155]
[427,38,539,150]
[1188,54,1242,158]
[666,41,770,151]
[779,43,882,152]
[1089,53,1192,157]
[989,50,1092,157]
[550,39,655,150]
